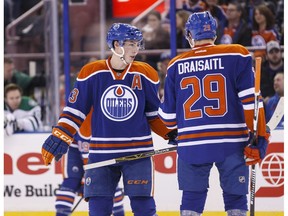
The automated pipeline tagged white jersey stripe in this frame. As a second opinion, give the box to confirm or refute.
[56,190,76,197]
[178,123,247,133]
[63,107,86,120]
[90,135,152,141]
[89,146,154,154]
[238,87,254,98]
[178,137,249,147]
[158,108,176,120]
[58,118,80,131]
[55,201,73,208]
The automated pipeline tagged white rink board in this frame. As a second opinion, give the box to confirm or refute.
[4,131,284,212]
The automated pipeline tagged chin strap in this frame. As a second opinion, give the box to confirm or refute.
[110,47,128,65]
[189,39,195,48]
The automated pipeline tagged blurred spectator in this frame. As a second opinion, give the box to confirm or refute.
[182,0,207,13]
[216,1,251,46]
[265,72,284,129]
[4,83,43,136]
[142,10,170,69]
[142,10,170,50]
[260,40,283,103]
[275,0,284,45]
[11,0,42,18]
[205,0,227,28]
[251,4,280,59]
[157,51,171,99]
[176,10,191,48]
[4,57,46,97]
[244,0,265,27]
[4,0,13,29]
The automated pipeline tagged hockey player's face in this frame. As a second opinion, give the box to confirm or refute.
[5,89,22,111]
[122,40,140,63]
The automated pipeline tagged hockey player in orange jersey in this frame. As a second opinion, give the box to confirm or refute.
[159,11,270,216]
[41,23,177,216]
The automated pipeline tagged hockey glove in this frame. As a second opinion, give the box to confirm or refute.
[244,135,268,165]
[76,180,85,197]
[166,129,178,145]
[41,126,73,166]
[4,113,17,136]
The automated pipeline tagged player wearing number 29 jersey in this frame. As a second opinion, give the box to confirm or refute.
[159,43,263,164]
[159,11,269,216]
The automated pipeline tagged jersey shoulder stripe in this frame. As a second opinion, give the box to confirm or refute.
[129,61,159,83]
[77,60,108,80]
[168,44,250,68]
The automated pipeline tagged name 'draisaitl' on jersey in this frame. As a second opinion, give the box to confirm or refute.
[178,58,224,74]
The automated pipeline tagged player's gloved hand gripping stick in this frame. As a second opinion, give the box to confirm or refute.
[244,94,283,166]
[41,126,73,165]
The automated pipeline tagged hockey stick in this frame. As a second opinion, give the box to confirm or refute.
[83,95,283,172]
[250,57,262,216]
[84,146,177,170]
[71,197,84,214]
[266,96,284,131]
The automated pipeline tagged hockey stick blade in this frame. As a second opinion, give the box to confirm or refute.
[266,97,284,131]
[84,146,177,170]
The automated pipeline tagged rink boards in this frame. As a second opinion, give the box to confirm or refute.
[4,130,284,214]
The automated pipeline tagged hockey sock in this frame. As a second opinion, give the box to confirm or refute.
[55,189,76,216]
[180,190,207,213]
[223,192,247,211]
[226,209,247,216]
[130,196,157,216]
[112,187,125,216]
[88,196,114,216]
[55,178,82,216]
[181,210,202,216]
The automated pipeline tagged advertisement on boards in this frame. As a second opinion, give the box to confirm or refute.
[4,131,284,212]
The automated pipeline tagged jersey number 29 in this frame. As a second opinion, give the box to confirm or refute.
[181,74,227,119]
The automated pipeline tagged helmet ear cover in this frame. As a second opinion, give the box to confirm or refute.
[106,23,144,50]
[185,11,217,41]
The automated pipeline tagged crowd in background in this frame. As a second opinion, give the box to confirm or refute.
[3,0,284,132]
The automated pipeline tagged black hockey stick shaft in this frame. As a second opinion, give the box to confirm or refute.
[84,146,177,170]
[71,197,84,214]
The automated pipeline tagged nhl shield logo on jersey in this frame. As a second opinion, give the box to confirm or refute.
[101,84,138,121]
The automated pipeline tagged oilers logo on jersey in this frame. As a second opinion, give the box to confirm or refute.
[101,84,138,121]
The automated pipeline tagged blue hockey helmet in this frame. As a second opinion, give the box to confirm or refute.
[185,11,217,41]
[106,23,144,49]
